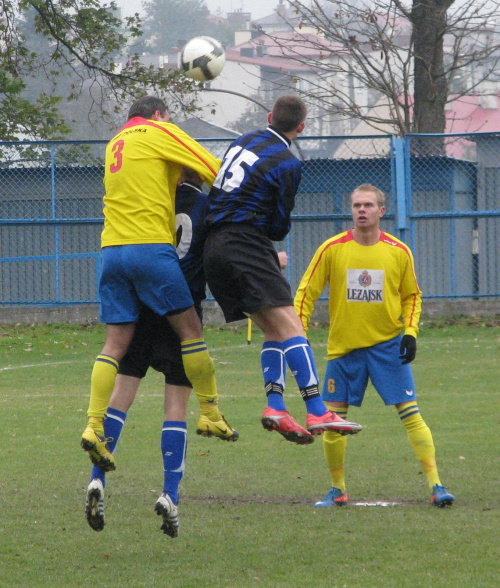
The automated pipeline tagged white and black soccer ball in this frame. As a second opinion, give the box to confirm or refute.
[180,36,225,82]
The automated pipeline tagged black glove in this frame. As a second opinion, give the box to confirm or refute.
[399,335,417,364]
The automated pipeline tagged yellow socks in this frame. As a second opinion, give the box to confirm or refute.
[87,354,119,419]
[323,430,348,492]
[321,402,442,494]
[398,402,441,489]
[199,402,222,421]
[322,406,349,492]
[181,339,221,419]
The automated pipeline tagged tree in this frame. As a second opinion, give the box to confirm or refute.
[256,0,500,142]
[140,0,235,54]
[0,0,199,141]
[14,7,117,140]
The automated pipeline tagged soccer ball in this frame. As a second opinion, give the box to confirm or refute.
[180,36,225,82]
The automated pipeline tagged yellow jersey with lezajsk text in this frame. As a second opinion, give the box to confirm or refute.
[101,116,220,248]
[294,229,422,359]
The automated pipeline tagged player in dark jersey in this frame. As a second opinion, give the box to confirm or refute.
[85,168,237,538]
[204,95,363,446]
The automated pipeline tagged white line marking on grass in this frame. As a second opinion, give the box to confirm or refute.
[352,501,405,507]
[0,359,88,372]
[0,340,325,373]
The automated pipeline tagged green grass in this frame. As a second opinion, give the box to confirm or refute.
[0,322,499,587]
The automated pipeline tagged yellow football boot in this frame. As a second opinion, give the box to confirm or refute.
[81,418,116,472]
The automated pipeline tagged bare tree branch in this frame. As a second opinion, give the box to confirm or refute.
[250,0,500,145]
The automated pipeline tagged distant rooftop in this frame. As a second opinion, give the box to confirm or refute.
[226,30,344,72]
[176,117,239,139]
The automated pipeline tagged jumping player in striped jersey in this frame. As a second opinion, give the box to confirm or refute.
[81,96,237,480]
[295,183,454,507]
[204,95,362,445]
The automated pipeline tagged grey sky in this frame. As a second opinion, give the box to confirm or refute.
[115,0,275,21]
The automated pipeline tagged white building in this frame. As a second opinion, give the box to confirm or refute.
[194,29,353,136]
[129,1,500,139]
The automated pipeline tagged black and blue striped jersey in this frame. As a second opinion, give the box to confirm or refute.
[175,181,208,307]
[206,126,302,241]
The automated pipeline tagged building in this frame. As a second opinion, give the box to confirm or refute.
[194,29,349,136]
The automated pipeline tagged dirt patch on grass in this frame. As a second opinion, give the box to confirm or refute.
[185,495,422,507]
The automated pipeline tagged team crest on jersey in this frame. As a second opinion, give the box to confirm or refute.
[358,270,372,287]
[347,269,384,302]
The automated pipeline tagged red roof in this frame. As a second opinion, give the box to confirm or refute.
[446,93,500,134]
[225,32,345,72]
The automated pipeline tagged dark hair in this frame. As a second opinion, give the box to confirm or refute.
[180,166,203,186]
[128,96,168,120]
[271,95,307,133]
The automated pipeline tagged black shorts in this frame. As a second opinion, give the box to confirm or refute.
[118,304,202,387]
[203,224,293,323]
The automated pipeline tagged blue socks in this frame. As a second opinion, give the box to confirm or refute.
[261,337,326,416]
[161,421,187,505]
[88,412,188,505]
[90,406,127,487]
[283,336,326,416]
[261,341,287,411]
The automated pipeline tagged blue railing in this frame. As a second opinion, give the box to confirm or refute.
[1,132,499,305]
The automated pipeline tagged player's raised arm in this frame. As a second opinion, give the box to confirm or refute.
[155,122,222,187]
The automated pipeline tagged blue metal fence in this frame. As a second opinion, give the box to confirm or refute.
[405,133,500,299]
[1,132,499,306]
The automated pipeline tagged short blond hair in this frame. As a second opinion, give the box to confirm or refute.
[351,184,385,207]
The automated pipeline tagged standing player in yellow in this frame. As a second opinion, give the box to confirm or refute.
[81,96,238,481]
[295,184,454,507]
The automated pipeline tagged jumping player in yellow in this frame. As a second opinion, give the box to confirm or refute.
[295,183,454,507]
[81,96,238,483]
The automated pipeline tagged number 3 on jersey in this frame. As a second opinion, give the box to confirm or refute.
[213,145,259,192]
[110,140,125,173]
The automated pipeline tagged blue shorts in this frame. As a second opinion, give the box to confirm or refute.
[321,336,416,407]
[99,244,194,324]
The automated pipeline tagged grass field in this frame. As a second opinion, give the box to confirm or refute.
[0,320,498,587]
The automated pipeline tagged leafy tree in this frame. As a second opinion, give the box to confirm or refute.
[140,0,235,53]
[0,0,199,141]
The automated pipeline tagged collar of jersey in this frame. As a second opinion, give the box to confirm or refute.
[180,181,203,193]
[267,126,291,147]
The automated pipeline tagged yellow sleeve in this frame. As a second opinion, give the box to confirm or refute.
[160,123,221,186]
[102,118,221,248]
[400,247,422,338]
[294,240,331,331]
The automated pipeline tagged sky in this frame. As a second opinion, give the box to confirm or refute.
[115,0,276,21]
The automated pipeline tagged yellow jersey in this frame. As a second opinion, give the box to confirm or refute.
[102,116,220,247]
[294,229,422,359]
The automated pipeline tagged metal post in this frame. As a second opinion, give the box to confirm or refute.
[51,143,60,303]
[394,137,407,243]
